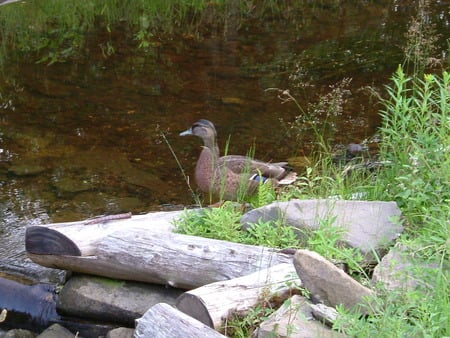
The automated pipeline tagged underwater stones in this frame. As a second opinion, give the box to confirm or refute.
[8,162,46,176]
[53,177,94,193]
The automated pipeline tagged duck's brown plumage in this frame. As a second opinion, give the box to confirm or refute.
[180,119,296,200]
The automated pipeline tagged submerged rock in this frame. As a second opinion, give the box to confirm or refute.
[8,163,46,176]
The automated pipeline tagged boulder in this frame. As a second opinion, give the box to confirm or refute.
[372,245,445,292]
[2,329,36,338]
[255,295,346,338]
[36,324,74,338]
[309,303,339,327]
[106,327,134,338]
[57,275,183,326]
[293,250,374,313]
[241,199,403,262]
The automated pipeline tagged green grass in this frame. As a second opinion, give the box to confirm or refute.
[331,67,449,337]
[175,66,449,337]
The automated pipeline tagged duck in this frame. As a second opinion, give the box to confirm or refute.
[180,119,297,201]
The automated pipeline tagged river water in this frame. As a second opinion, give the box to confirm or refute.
[0,0,448,293]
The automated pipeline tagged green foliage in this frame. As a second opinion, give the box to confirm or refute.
[335,263,449,337]
[277,77,352,154]
[245,178,277,208]
[223,304,275,338]
[242,219,299,249]
[175,202,242,242]
[305,217,365,275]
[377,67,449,259]
[175,202,300,249]
[330,66,450,337]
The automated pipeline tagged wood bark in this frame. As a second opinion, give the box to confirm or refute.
[25,210,183,256]
[27,228,293,289]
[176,263,302,329]
[135,303,227,338]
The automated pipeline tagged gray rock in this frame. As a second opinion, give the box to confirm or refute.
[2,329,36,338]
[106,327,134,338]
[293,250,374,313]
[241,199,403,262]
[372,245,443,292]
[36,324,74,338]
[255,295,346,338]
[310,303,339,327]
[57,275,183,326]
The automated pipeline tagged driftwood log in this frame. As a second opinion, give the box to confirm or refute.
[26,210,182,256]
[135,303,227,338]
[176,263,302,329]
[26,213,293,289]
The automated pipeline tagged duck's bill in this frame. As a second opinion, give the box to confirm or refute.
[179,128,193,136]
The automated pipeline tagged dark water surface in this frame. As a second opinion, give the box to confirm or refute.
[0,2,449,264]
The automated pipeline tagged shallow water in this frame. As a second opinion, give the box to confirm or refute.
[0,1,449,265]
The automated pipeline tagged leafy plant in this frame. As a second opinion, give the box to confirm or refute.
[242,219,299,249]
[175,201,242,242]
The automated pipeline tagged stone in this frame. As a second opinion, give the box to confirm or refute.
[241,199,403,262]
[53,177,94,193]
[309,303,339,327]
[36,324,74,338]
[255,295,346,338]
[293,250,374,313]
[106,327,134,338]
[2,329,36,338]
[8,163,46,176]
[372,245,444,292]
[57,275,183,326]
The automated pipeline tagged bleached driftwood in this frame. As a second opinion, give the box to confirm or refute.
[26,210,184,256]
[135,303,226,338]
[176,263,302,329]
[28,227,293,289]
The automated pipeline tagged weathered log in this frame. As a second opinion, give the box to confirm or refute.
[135,303,226,338]
[28,228,293,289]
[176,263,301,329]
[26,210,184,256]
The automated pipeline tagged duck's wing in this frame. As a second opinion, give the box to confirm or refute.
[219,155,288,178]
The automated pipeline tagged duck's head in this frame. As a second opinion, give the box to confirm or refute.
[180,119,217,147]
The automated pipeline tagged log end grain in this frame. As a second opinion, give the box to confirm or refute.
[176,293,214,328]
[26,226,81,256]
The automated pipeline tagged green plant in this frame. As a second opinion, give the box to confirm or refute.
[334,262,449,337]
[223,303,275,338]
[242,219,299,249]
[403,0,441,76]
[274,77,352,154]
[305,216,365,276]
[378,67,449,255]
[175,201,243,242]
[332,66,450,337]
